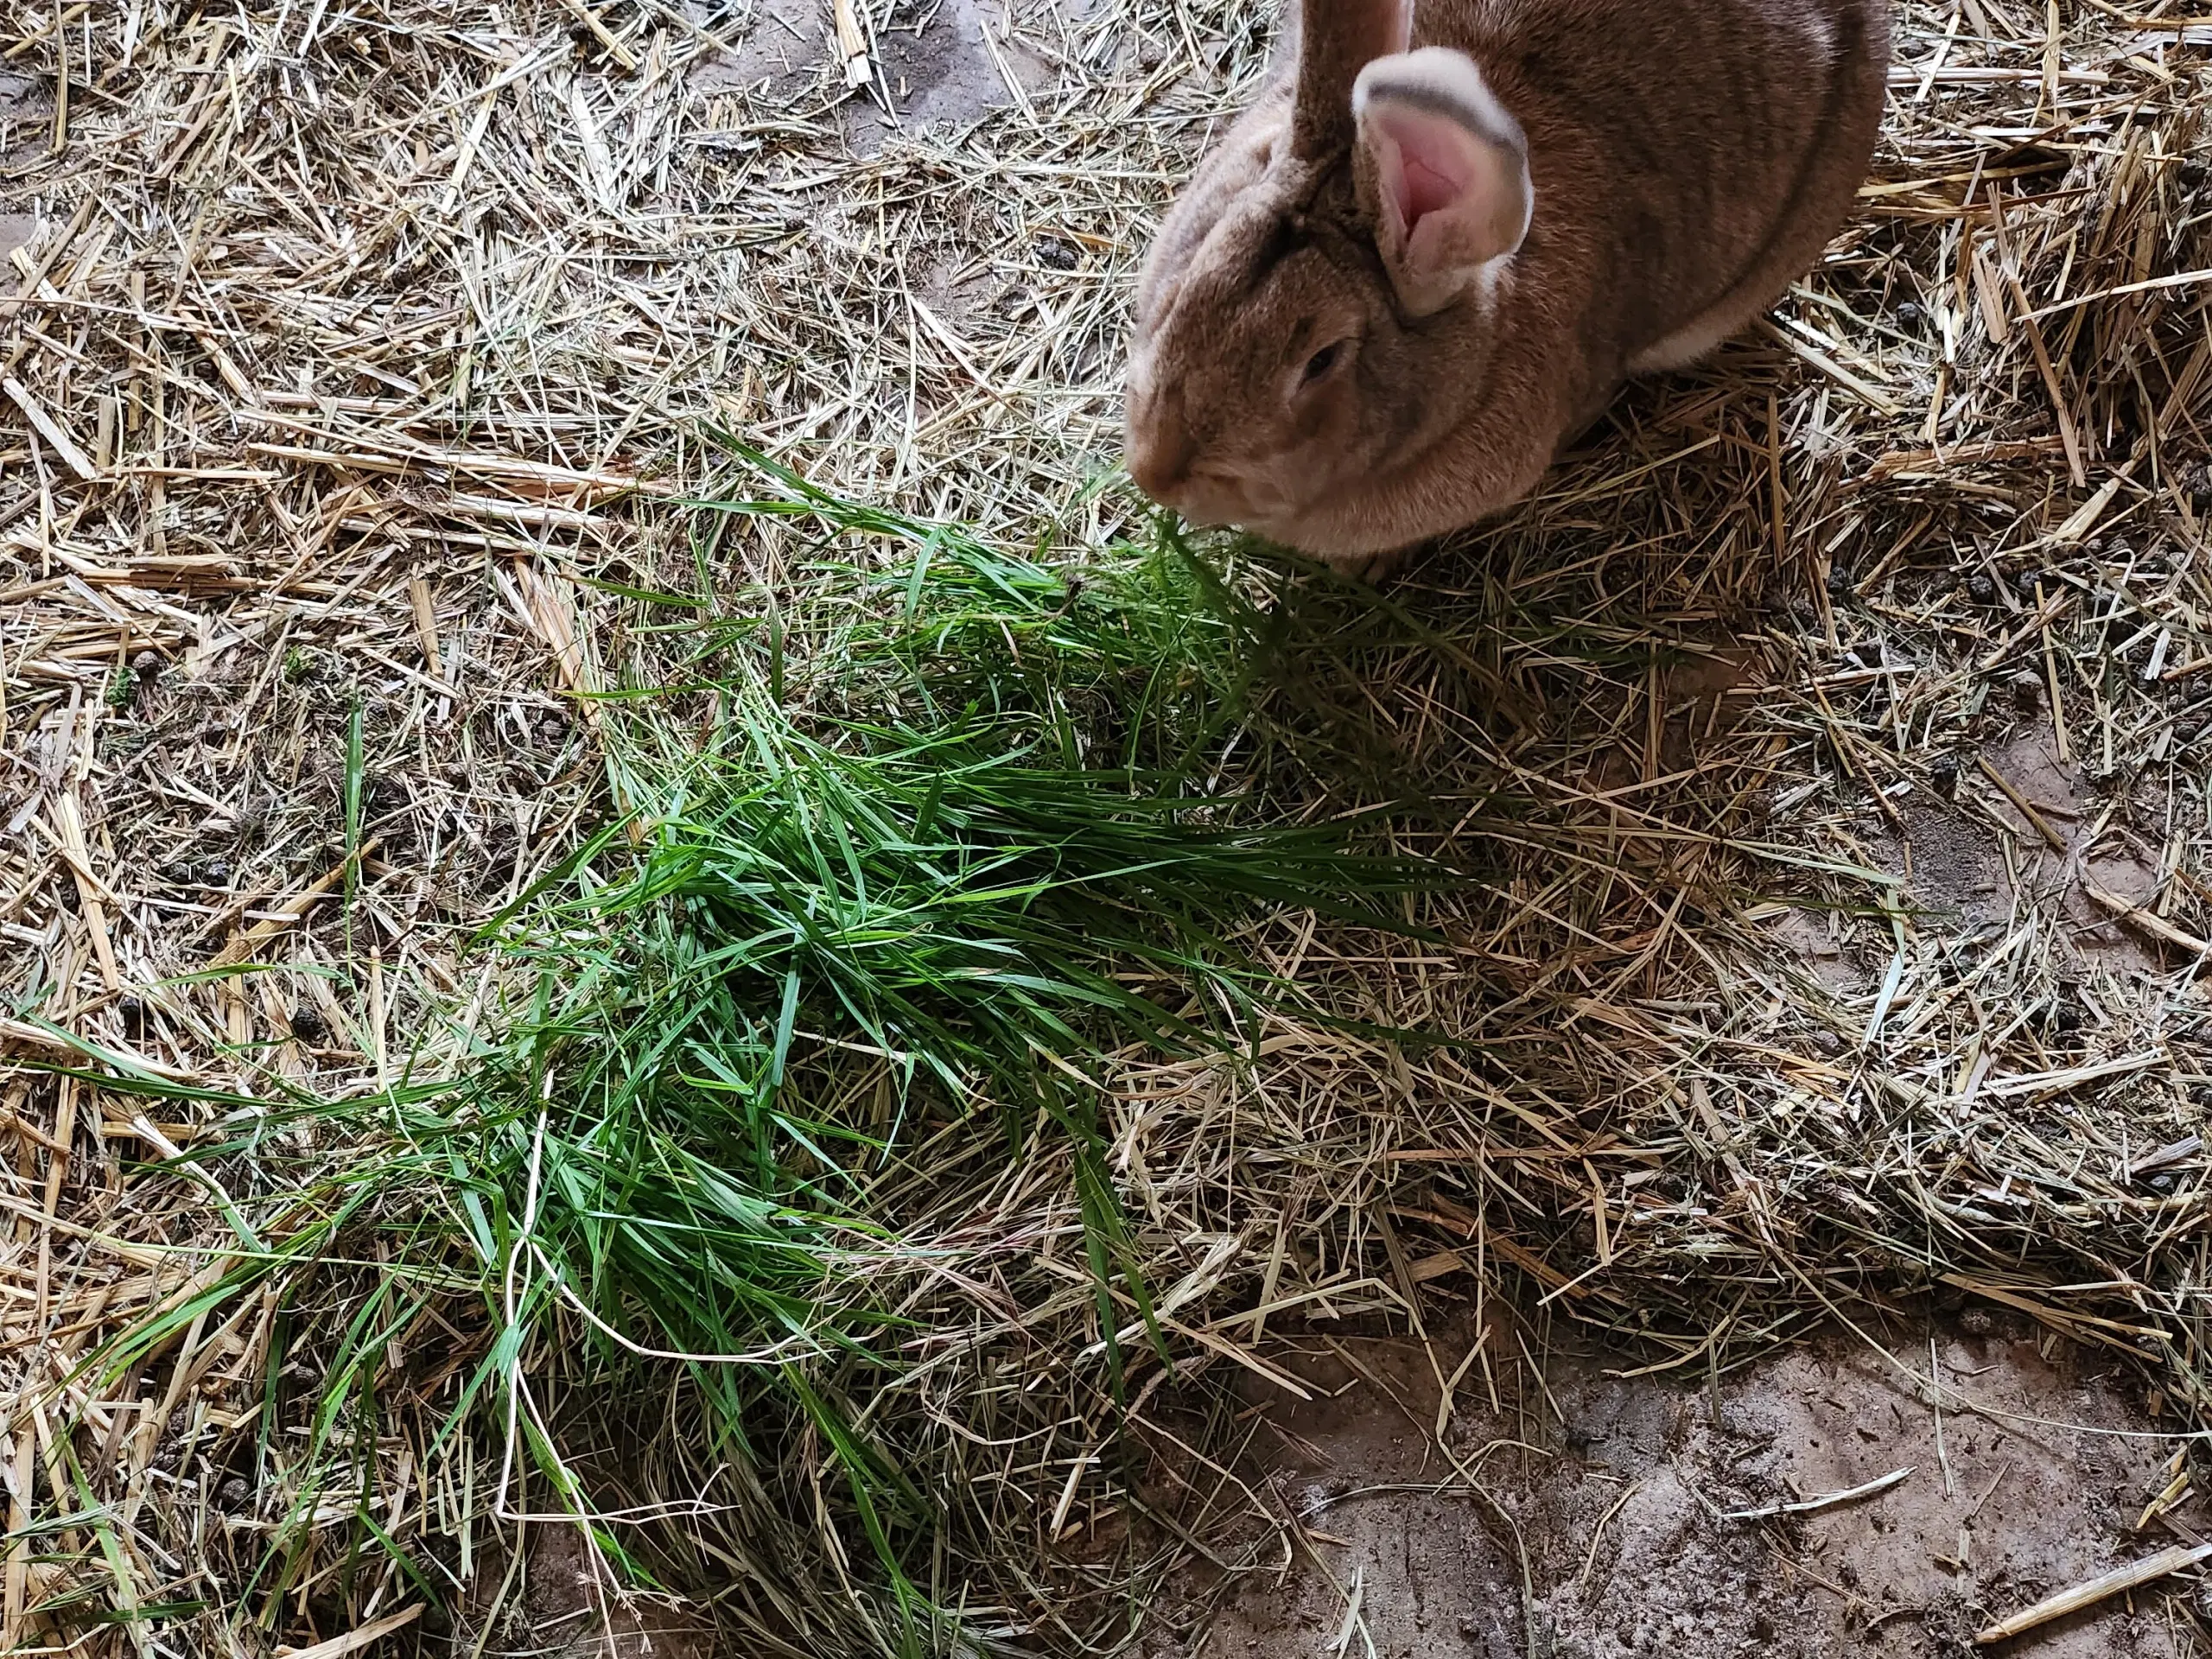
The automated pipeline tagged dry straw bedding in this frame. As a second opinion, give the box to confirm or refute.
[2,0,2212,1654]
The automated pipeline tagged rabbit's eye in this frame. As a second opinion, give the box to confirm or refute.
[1300,342,1342,384]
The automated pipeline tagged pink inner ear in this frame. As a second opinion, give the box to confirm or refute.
[1398,155,1463,229]
[1378,111,1472,233]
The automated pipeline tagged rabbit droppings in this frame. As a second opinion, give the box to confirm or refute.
[1123,0,1888,570]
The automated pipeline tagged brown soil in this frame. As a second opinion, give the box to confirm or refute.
[1140,1314,2204,1659]
[694,0,1055,146]
[2,65,49,189]
[1758,714,2185,998]
[461,1525,715,1659]
[1883,727,2169,977]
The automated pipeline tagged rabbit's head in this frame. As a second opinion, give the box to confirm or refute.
[1124,0,1532,562]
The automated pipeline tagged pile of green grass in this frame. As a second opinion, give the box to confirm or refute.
[47,446,1450,1653]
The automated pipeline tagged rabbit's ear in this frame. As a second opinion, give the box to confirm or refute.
[1354,48,1531,316]
[1290,0,1412,161]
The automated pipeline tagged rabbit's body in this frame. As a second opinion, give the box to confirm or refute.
[1124,0,1888,566]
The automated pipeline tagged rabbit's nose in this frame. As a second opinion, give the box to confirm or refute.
[1128,419,1198,500]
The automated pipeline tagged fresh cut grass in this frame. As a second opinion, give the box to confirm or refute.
[41,448,1449,1654]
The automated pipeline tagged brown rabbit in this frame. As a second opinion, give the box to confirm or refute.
[1123,0,1888,569]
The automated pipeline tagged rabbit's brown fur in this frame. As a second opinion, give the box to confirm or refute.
[1124,0,1888,567]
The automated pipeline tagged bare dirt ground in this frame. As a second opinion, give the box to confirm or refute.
[1141,1313,2203,1659]
[694,0,1063,143]
[505,1526,716,1659]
